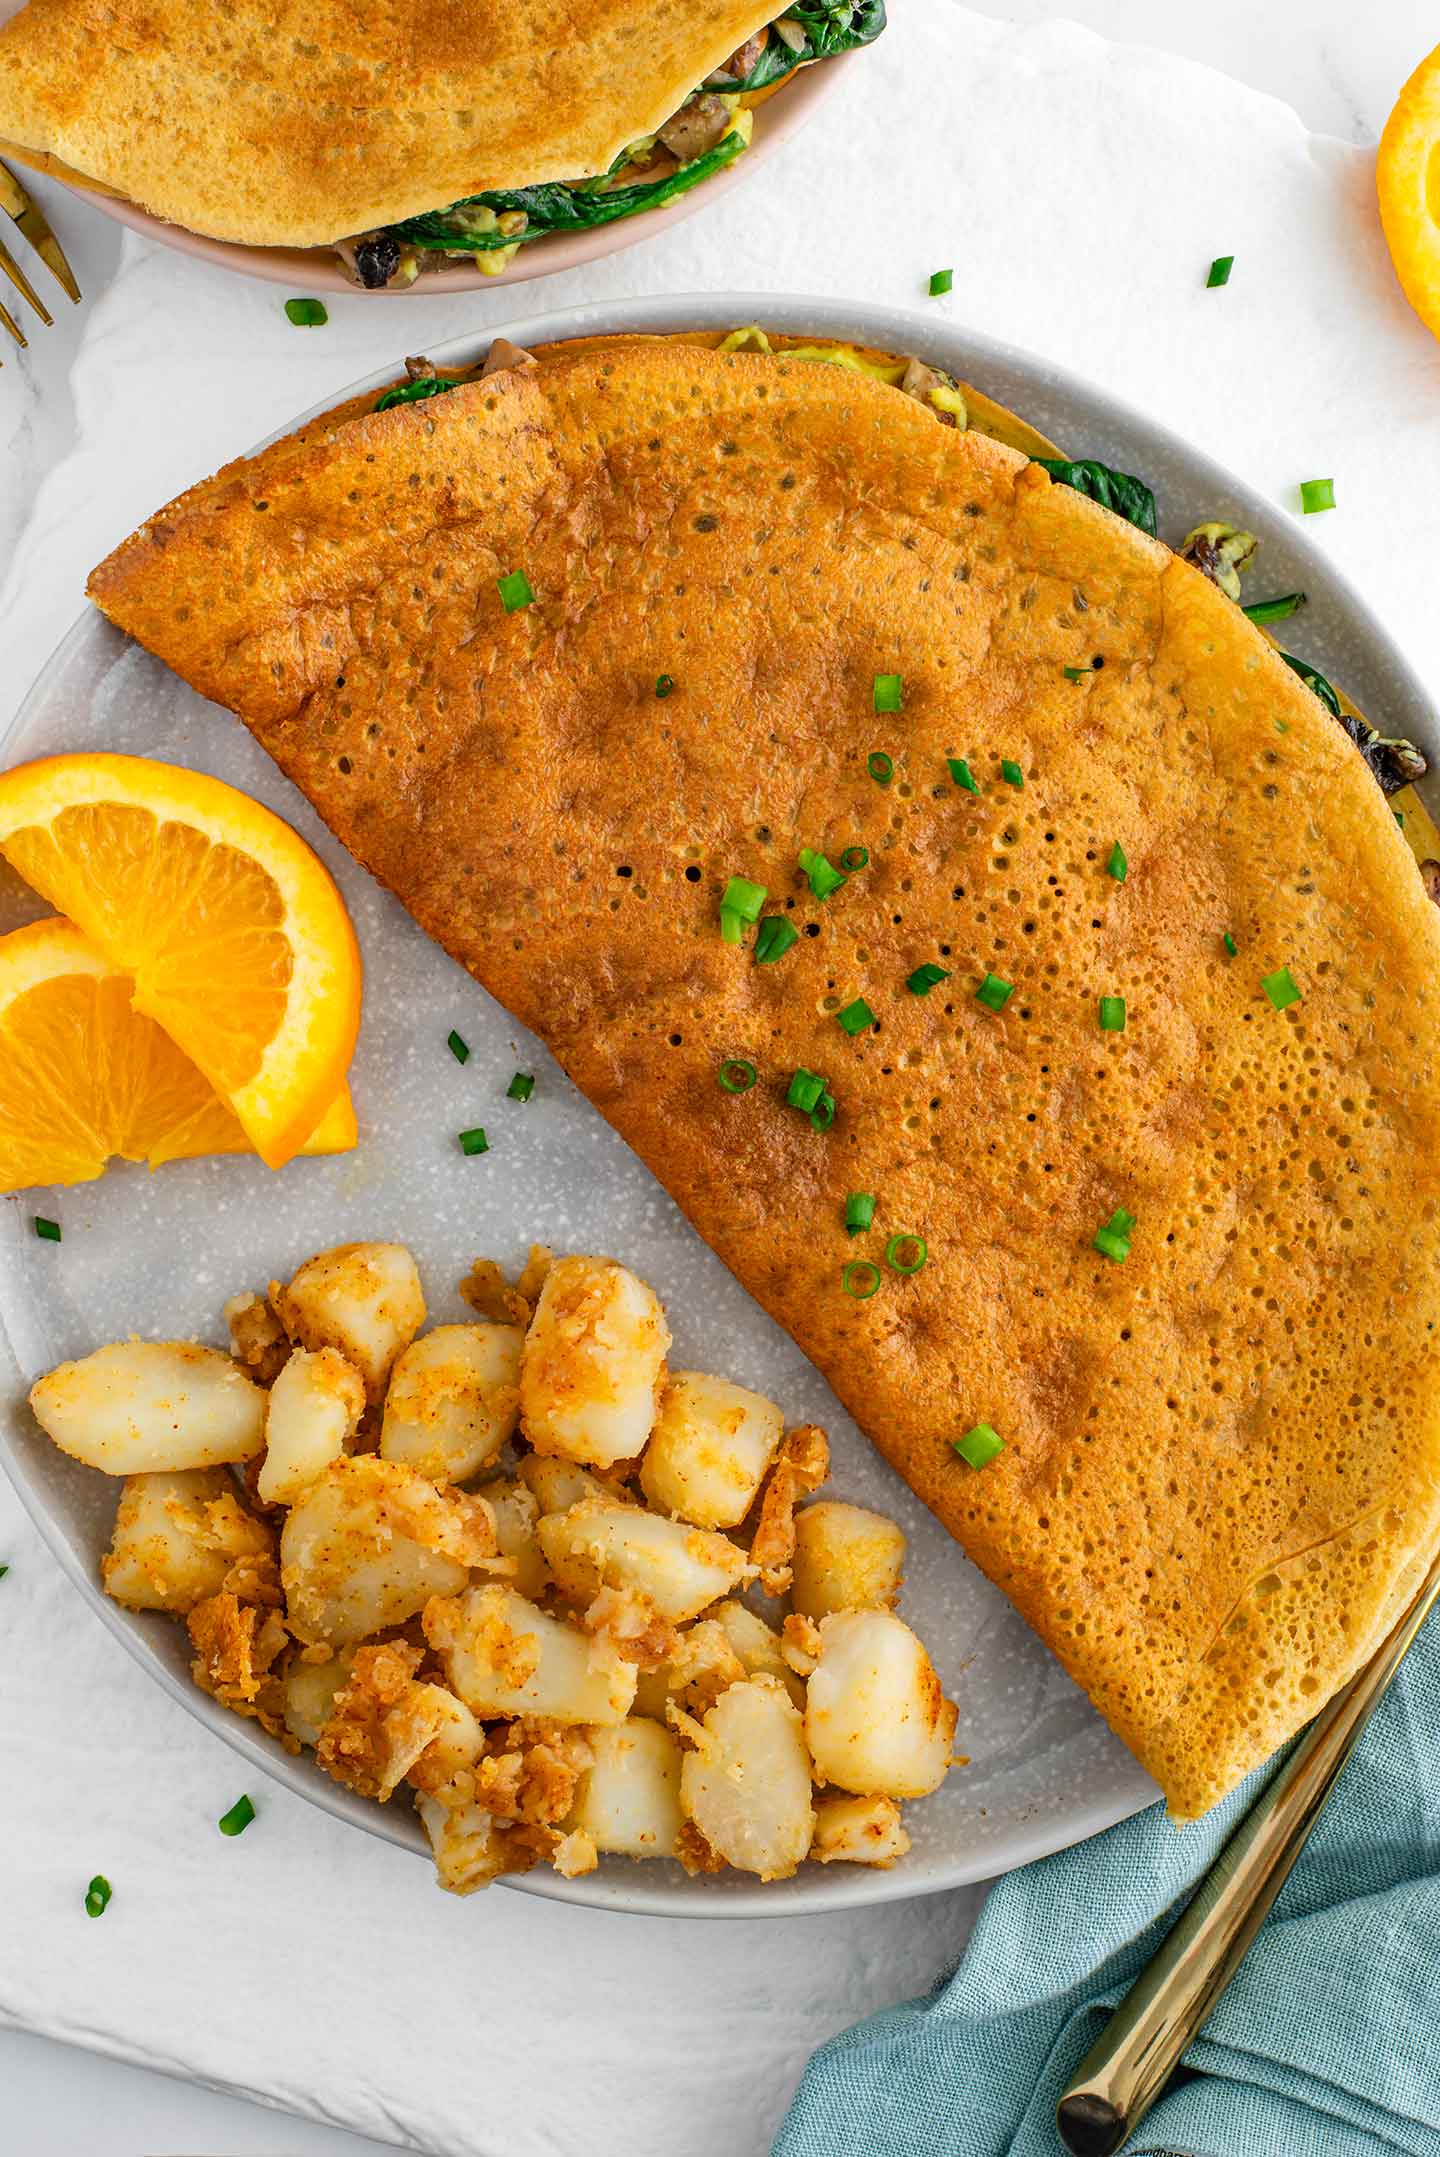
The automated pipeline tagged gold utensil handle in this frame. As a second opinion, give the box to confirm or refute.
[1056,1543,1440,2157]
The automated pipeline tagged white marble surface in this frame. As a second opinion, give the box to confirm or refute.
[1,3,1437,2153]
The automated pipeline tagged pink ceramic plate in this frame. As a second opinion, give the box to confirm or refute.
[68,55,851,294]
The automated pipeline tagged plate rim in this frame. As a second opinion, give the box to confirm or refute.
[7,287,1431,1918]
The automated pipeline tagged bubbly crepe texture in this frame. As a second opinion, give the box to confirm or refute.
[0,0,779,245]
[88,341,1440,1817]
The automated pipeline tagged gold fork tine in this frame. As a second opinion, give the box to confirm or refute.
[0,158,80,304]
[0,229,51,324]
[0,292,27,349]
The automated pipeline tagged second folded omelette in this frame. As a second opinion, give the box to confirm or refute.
[87,334,1440,1821]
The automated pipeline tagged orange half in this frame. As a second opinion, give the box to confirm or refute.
[1378,40,1440,340]
[0,916,357,1194]
[0,754,362,1169]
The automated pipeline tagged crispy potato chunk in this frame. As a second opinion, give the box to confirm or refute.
[518,1454,613,1516]
[423,1584,636,1726]
[538,1497,752,1623]
[710,1598,806,1709]
[791,1502,906,1620]
[280,1455,496,1645]
[101,1468,273,1614]
[749,1424,830,1595]
[639,1372,784,1529]
[317,1641,483,1802]
[380,1323,522,1483]
[31,1341,266,1475]
[678,1677,816,1881]
[805,1610,957,1799]
[569,1718,683,1859]
[223,1292,291,1385]
[521,1255,669,1467]
[485,1476,551,1598]
[283,1649,355,1749]
[272,1242,425,1402]
[418,1795,508,1895]
[811,1793,911,1868]
[258,1346,364,1505]
[188,1592,288,1732]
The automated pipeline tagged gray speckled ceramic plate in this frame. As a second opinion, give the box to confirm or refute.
[3,295,1433,1918]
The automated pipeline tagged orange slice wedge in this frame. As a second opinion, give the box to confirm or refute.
[0,917,357,1193]
[0,754,362,1169]
[1378,40,1440,340]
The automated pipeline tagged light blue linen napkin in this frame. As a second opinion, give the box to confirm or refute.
[776,1614,1440,2157]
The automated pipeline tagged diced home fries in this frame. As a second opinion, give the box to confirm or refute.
[32,1241,960,1895]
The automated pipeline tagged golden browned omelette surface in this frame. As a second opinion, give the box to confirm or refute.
[0,0,778,244]
[88,342,1440,1817]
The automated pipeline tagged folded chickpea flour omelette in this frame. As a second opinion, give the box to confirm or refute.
[87,331,1440,1821]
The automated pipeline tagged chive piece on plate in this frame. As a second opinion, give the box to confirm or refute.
[836,997,875,1035]
[447,1029,470,1065]
[84,1876,112,1918]
[885,1233,927,1275]
[719,908,744,945]
[754,915,799,964]
[1001,759,1024,788]
[497,570,534,612]
[1206,255,1234,288]
[1099,995,1127,1032]
[458,1126,490,1156]
[1106,843,1127,883]
[948,757,980,794]
[1063,665,1091,683]
[1223,931,1238,955]
[717,1058,757,1094]
[954,1423,1004,1469]
[799,848,848,901]
[655,673,675,698]
[844,1191,876,1237]
[873,674,903,713]
[975,972,1014,1013]
[506,1072,534,1101]
[839,845,869,872]
[218,1795,256,1838]
[1299,478,1335,515]
[0,1564,8,1582]
[1094,1224,1131,1263]
[284,297,328,326]
[810,1090,837,1132]
[842,1259,881,1300]
[787,1067,826,1114]
[34,1215,61,1242]
[1262,966,1302,1011]
[1242,592,1306,625]
[928,268,954,297]
[722,875,767,924]
[907,961,950,995]
[867,751,894,785]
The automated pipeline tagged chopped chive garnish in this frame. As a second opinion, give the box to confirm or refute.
[1107,1207,1136,1236]
[1063,665,1092,683]
[1242,592,1306,625]
[1299,478,1335,515]
[720,908,744,945]
[836,997,876,1035]
[34,1215,61,1242]
[655,673,675,698]
[0,1564,8,1581]
[844,1191,876,1237]
[885,1233,927,1275]
[722,875,767,923]
[1206,255,1234,288]
[1262,966,1302,1011]
[284,296,328,326]
[928,268,954,297]
[907,961,950,995]
[1098,995,1127,1032]
[506,1072,535,1101]
[1223,931,1237,955]
[787,1067,826,1115]
[447,1030,470,1065]
[1106,843,1127,883]
[1094,1225,1131,1264]
[458,1126,490,1156]
[754,915,799,964]
[84,1875,112,1919]
[842,1259,881,1300]
[1395,810,1406,829]
[873,674,903,713]
[810,1090,836,1132]
[954,1423,1004,1469]
[976,972,1014,1013]
[867,750,894,785]
[839,845,870,872]
[717,1058,758,1094]
[497,570,534,612]
[1001,759,1024,788]
[218,1794,256,1837]
[799,848,847,901]
[948,757,980,794]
